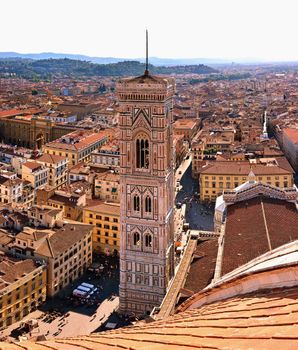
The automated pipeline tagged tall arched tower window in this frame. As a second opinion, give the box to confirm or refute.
[145,233,152,248]
[133,195,140,211]
[133,232,141,246]
[145,196,152,213]
[136,137,149,169]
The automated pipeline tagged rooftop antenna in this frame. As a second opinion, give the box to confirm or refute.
[145,29,149,75]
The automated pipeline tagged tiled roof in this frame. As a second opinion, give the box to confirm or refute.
[174,119,198,130]
[3,243,298,348]
[44,131,108,151]
[0,258,37,288]
[283,127,298,143]
[35,223,92,258]
[222,197,298,276]
[23,161,44,171]
[201,160,294,175]
[183,239,218,293]
[123,73,167,84]
[36,153,66,164]
[48,194,80,207]
[4,284,298,349]
[84,201,120,216]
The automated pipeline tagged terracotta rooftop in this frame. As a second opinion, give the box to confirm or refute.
[3,240,298,348]
[44,130,108,151]
[0,258,38,290]
[35,223,92,258]
[4,281,298,349]
[36,153,67,164]
[95,171,119,182]
[23,161,44,171]
[222,197,298,276]
[122,73,168,85]
[174,119,198,130]
[201,160,294,175]
[84,201,120,216]
[48,193,81,208]
[183,239,218,294]
[283,127,298,143]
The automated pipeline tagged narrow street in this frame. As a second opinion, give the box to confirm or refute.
[175,158,214,231]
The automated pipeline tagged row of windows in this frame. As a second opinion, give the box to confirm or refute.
[93,223,118,230]
[88,213,118,222]
[203,175,289,180]
[96,238,118,246]
[0,277,43,307]
[133,232,152,248]
[0,288,44,317]
[96,230,118,238]
[204,181,288,189]
[133,195,152,213]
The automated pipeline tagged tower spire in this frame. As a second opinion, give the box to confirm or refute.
[145,29,149,75]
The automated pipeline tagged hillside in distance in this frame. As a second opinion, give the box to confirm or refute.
[0,58,217,78]
[0,52,233,65]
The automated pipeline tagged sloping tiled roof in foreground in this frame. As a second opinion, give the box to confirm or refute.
[3,243,298,349]
[3,284,298,350]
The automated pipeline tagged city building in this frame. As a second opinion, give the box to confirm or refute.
[192,128,236,177]
[0,110,76,149]
[43,111,77,123]
[36,187,86,221]
[94,170,119,202]
[36,153,68,189]
[117,67,175,315]
[27,205,64,228]
[0,172,23,205]
[0,256,47,328]
[173,134,188,168]
[12,223,93,296]
[91,141,120,170]
[83,201,120,254]
[282,128,298,172]
[57,101,100,120]
[173,118,199,143]
[4,245,298,348]
[200,158,294,201]
[68,163,97,184]
[21,161,49,190]
[43,130,109,167]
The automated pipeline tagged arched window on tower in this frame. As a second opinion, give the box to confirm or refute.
[145,196,152,213]
[136,137,149,169]
[133,232,141,246]
[133,195,140,212]
[145,234,152,248]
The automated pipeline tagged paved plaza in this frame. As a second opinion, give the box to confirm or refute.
[2,255,132,341]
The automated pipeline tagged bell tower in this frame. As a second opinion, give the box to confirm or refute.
[117,32,175,315]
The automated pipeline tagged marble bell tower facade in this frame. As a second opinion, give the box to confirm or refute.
[117,67,176,315]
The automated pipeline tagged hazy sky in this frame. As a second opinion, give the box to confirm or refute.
[1,0,298,60]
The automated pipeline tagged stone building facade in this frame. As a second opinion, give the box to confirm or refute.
[117,71,176,315]
[0,116,76,149]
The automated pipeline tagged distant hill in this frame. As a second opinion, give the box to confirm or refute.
[0,52,234,66]
[0,52,124,65]
[0,58,217,79]
[2,52,298,67]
